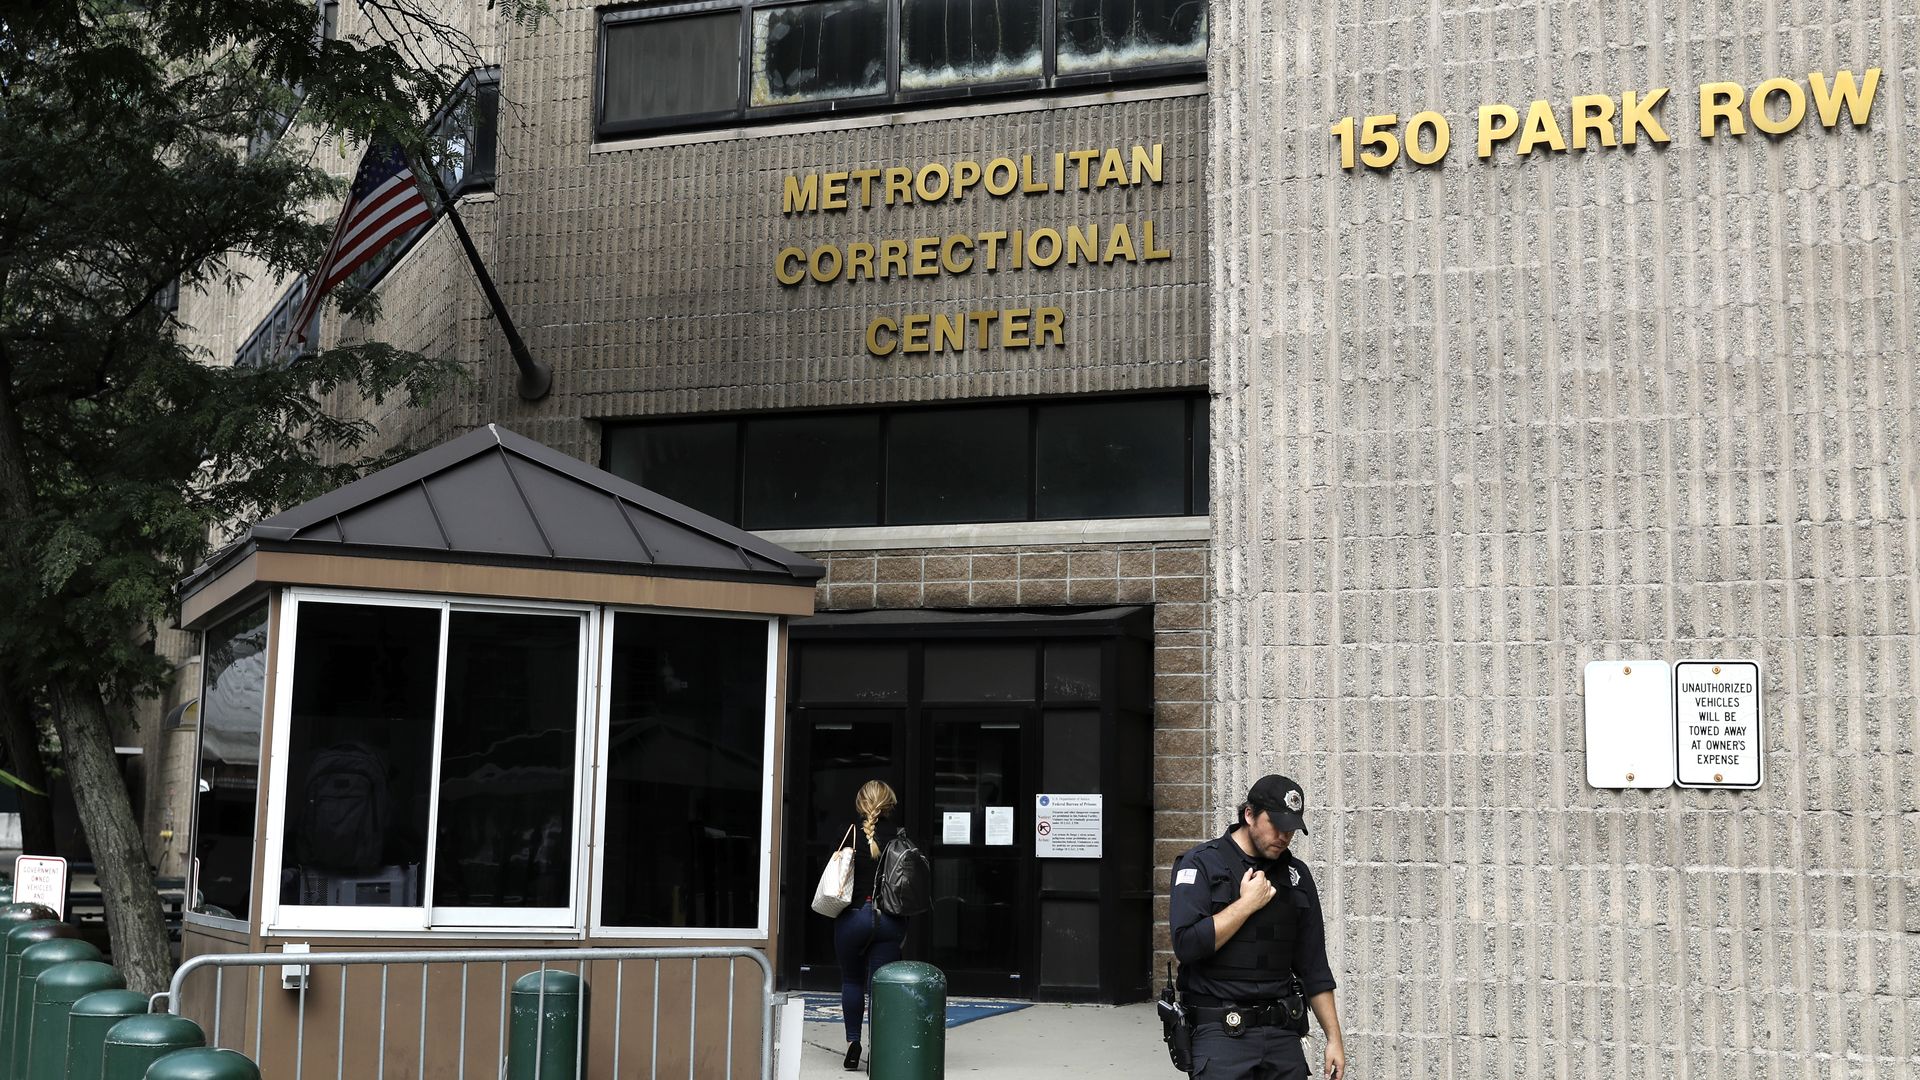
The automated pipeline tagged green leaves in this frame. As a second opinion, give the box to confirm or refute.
[0,767,46,797]
[0,0,491,702]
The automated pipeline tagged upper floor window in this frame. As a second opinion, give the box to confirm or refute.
[431,67,500,197]
[234,278,318,370]
[595,0,1206,139]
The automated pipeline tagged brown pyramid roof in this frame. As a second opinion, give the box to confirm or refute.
[181,424,823,602]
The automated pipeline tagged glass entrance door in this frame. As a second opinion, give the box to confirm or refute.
[922,709,1030,997]
[789,710,900,991]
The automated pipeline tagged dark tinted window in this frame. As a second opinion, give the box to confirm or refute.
[1035,397,1187,519]
[282,603,441,908]
[605,394,1204,530]
[924,643,1035,701]
[797,643,910,703]
[433,611,580,909]
[602,13,742,129]
[900,0,1043,91]
[752,0,887,105]
[1191,396,1209,515]
[887,406,1029,525]
[193,603,269,919]
[602,613,769,928]
[603,419,740,524]
[743,414,881,529]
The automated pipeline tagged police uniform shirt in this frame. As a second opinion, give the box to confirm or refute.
[1169,826,1337,1004]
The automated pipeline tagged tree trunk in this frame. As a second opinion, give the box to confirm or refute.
[47,681,172,994]
[0,669,57,855]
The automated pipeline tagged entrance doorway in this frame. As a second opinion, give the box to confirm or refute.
[783,608,1152,1002]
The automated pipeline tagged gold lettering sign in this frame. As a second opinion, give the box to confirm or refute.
[1331,68,1878,169]
[773,143,1175,358]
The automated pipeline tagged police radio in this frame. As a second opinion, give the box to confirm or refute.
[1156,961,1193,1073]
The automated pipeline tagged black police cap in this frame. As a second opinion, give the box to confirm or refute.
[1247,774,1309,835]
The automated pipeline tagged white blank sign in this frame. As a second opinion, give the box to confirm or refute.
[1583,660,1674,789]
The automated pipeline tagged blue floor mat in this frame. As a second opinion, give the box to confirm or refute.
[799,992,1030,1029]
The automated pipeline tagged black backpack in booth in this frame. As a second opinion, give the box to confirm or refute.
[874,828,931,916]
[296,743,390,872]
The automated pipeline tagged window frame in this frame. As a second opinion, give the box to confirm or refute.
[429,66,502,198]
[588,607,780,939]
[594,0,1205,139]
[234,277,318,370]
[184,598,273,936]
[259,589,599,935]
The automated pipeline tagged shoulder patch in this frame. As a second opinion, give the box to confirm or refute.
[1289,865,1301,887]
[1175,867,1198,886]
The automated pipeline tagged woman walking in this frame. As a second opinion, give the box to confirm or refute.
[833,779,909,1070]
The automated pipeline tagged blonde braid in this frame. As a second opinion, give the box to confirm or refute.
[854,779,898,859]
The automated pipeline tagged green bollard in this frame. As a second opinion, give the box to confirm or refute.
[13,938,102,1077]
[64,989,149,1080]
[25,960,122,1080]
[140,1047,261,1080]
[1,903,61,926]
[508,969,588,1080]
[99,1014,204,1080]
[870,961,946,1080]
[2,921,79,1065]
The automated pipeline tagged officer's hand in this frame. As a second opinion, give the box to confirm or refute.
[1324,1037,1346,1080]
[1237,868,1275,908]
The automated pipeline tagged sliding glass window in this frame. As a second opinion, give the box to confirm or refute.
[269,595,588,931]
[596,611,775,933]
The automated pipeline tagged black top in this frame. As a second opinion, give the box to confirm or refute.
[1169,825,1336,1003]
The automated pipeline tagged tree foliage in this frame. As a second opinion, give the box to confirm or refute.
[0,0,537,990]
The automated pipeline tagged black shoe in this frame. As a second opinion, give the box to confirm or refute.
[843,1041,861,1070]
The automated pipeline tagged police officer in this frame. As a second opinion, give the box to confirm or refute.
[1169,774,1345,1079]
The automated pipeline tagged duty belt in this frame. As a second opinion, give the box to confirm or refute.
[1187,998,1303,1035]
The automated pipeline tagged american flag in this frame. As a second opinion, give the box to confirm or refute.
[287,139,434,349]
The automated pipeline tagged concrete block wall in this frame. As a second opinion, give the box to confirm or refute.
[1210,2,1916,1075]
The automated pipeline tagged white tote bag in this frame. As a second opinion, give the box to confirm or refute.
[810,825,858,917]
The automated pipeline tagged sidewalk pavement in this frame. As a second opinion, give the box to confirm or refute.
[797,997,1171,1079]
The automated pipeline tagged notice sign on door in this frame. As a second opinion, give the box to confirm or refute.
[12,855,68,918]
[1035,793,1102,858]
[1675,659,1763,789]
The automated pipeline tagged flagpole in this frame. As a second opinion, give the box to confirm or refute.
[426,166,552,401]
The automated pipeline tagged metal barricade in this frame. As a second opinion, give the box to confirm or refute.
[155,947,774,1080]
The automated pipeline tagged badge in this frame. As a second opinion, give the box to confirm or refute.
[1289,866,1301,887]
[1284,789,1303,812]
[1223,1010,1244,1035]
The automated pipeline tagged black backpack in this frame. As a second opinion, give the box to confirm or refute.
[874,828,931,916]
[296,743,390,872]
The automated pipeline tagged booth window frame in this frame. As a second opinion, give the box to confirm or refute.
[260,588,600,935]
[587,606,780,940]
[248,588,781,939]
[183,597,274,936]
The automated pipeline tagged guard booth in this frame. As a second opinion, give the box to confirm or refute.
[175,424,821,1078]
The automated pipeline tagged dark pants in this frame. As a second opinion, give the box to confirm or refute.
[833,901,908,1042]
[1190,1022,1310,1080]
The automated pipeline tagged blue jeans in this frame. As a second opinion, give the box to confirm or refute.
[833,901,908,1042]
